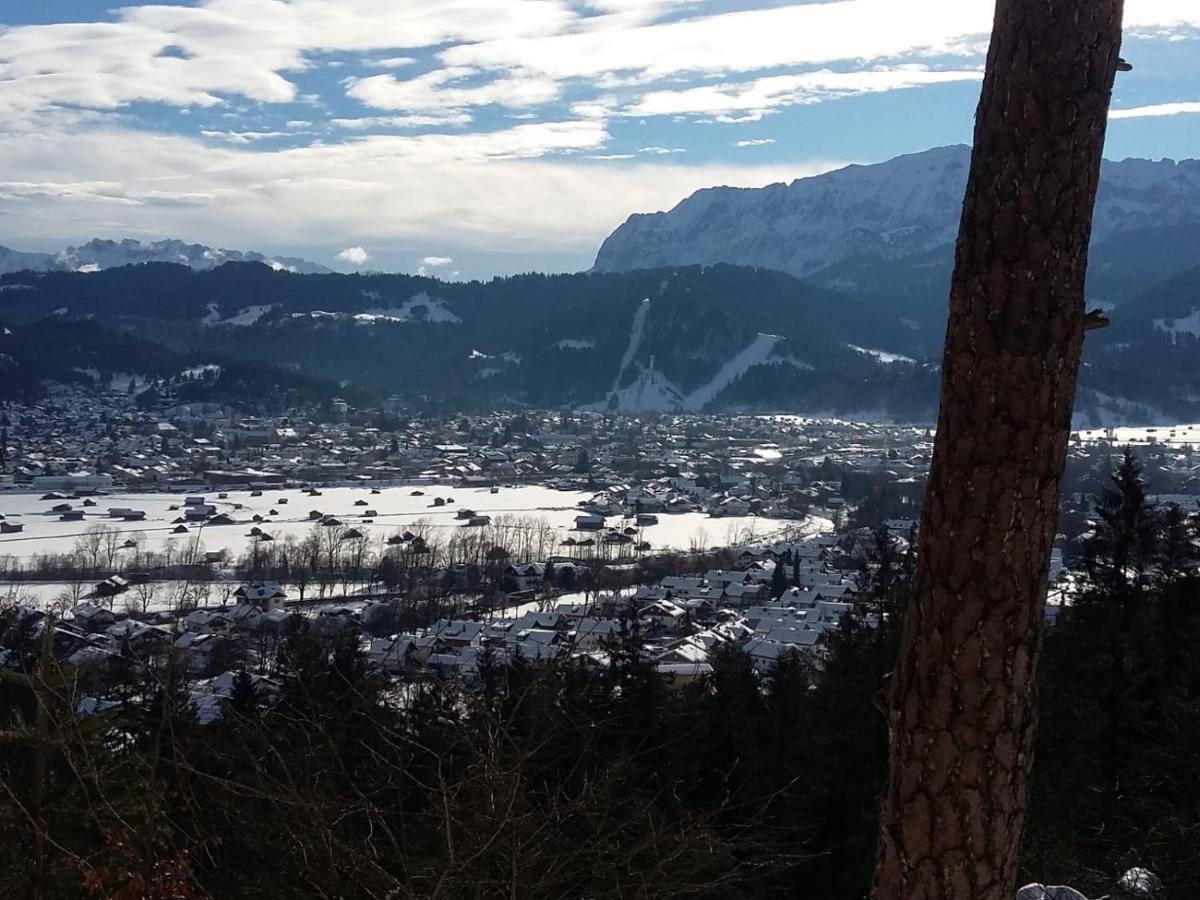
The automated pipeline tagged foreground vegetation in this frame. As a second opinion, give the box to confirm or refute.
[0,454,1196,898]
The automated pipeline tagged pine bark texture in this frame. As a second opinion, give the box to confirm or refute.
[872,3,1125,900]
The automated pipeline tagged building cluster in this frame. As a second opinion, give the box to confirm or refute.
[0,519,897,723]
[1,382,939,526]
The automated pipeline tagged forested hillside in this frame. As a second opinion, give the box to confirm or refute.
[3,260,1198,422]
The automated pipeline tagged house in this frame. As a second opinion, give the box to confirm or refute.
[105,619,170,656]
[173,631,235,676]
[233,581,287,609]
[656,661,713,689]
[183,609,232,633]
[504,562,546,591]
[571,618,622,649]
[367,636,418,673]
[73,602,117,632]
[655,636,709,665]
[93,575,130,599]
[721,581,767,606]
[743,638,802,675]
[658,576,706,600]
[574,513,605,530]
[638,599,686,630]
[430,619,485,650]
[711,497,751,517]
[0,521,23,534]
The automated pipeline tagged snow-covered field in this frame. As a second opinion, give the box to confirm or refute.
[0,483,823,564]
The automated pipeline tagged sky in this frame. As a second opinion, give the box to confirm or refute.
[0,0,1198,279]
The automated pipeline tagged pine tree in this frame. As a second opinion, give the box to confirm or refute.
[874,1,1128,896]
[228,669,258,717]
[770,559,788,599]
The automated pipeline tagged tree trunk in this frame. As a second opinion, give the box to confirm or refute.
[872,2,1125,899]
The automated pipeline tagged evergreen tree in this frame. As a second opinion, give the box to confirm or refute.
[228,668,258,717]
[770,559,788,599]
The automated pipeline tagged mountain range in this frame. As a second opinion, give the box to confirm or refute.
[1,146,1198,424]
[592,145,1200,313]
[0,238,330,276]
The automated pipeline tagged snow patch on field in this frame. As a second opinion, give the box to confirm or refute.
[556,339,595,350]
[0,283,34,292]
[848,344,915,364]
[1154,309,1200,338]
[211,304,275,326]
[358,291,461,324]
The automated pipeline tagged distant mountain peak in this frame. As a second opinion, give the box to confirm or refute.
[0,237,331,276]
[592,145,1200,279]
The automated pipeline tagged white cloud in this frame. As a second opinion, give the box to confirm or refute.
[734,138,776,147]
[0,117,843,274]
[628,67,983,120]
[337,246,370,265]
[421,255,453,267]
[1110,100,1200,119]
[331,112,474,129]
[364,56,417,69]
[0,0,1194,129]
[1,0,1196,276]
[346,67,560,113]
[201,130,295,143]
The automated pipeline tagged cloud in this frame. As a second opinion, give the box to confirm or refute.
[337,246,370,265]
[0,0,1195,130]
[638,146,686,155]
[331,112,474,129]
[0,117,844,275]
[734,138,776,147]
[627,67,983,120]
[421,255,453,267]
[201,130,296,143]
[345,67,560,114]
[364,56,417,69]
[1110,100,1200,119]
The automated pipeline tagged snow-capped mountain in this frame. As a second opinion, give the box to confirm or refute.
[0,238,331,276]
[592,145,1200,280]
[0,245,56,274]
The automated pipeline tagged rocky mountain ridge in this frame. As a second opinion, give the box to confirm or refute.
[592,145,1200,306]
[0,238,330,276]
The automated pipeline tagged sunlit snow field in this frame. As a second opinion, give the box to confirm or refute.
[0,483,823,564]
